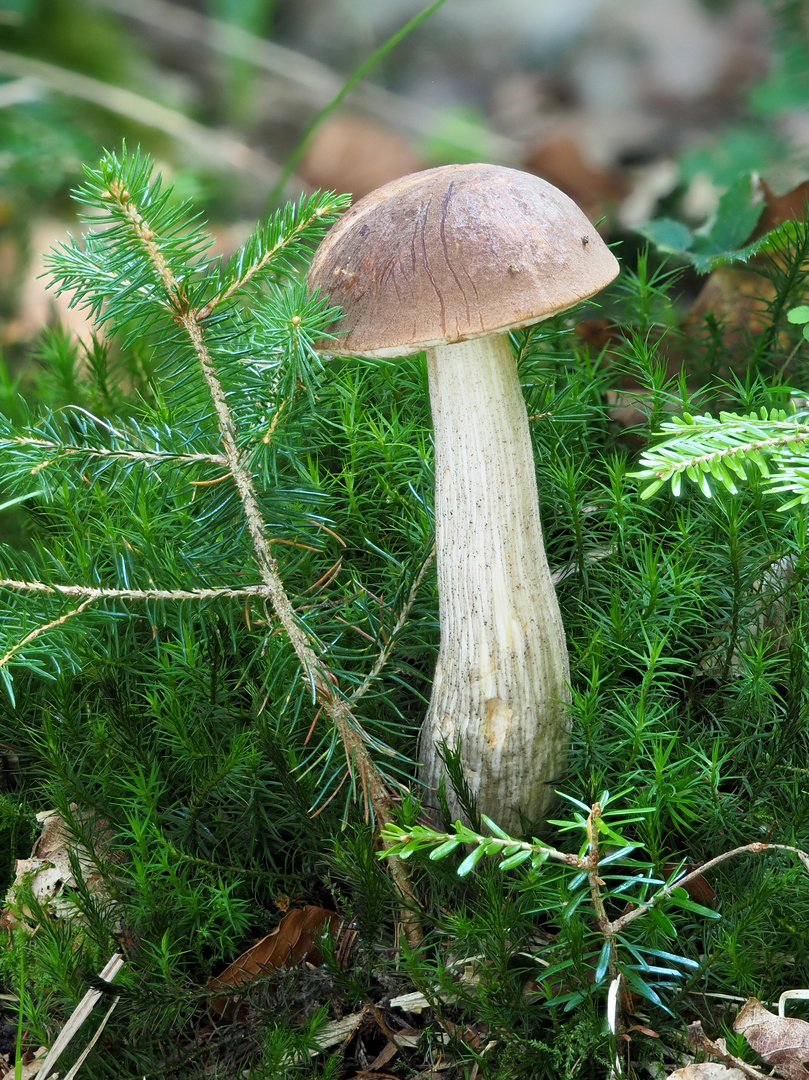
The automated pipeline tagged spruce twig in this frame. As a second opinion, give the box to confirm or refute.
[101,170,423,943]
[10,435,226,471]
[0,597,97,669]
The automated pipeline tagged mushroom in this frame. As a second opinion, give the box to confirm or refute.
[307,163,619,833]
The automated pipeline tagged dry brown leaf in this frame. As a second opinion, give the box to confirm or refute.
[2,808,113,932]
[663,862,716,908]
[1,1048,49,1080]
[688,1019,770,1080]
[209,905,340,1018]
[300,114,422,201]
[734,997,809,1080]
[683,266,775,354]
[365,1039,399,1071]
[668,1065,747,1080]
[524,133,628,223]
[754,180,809,239]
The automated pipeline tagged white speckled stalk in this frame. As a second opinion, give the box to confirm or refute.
[420,334,571,834]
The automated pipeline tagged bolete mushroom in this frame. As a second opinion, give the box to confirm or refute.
[307,163,619,833]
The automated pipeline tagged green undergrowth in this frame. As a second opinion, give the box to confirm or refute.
[0,149,808,1079]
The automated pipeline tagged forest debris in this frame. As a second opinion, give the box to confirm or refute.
[366,1039,399,1069]
[300,114,422,201]
[1,808,111,932]
[524,132,628,222]
[668,1066,747,1080]
[733,997,809,1080]
[688,1020,770,1080]
[389,990,431,1013]
[208,905,341,1019]
[0,1047,49,1079]
[21,954,124,1080]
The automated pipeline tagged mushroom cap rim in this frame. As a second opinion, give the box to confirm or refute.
[314,302,589,359]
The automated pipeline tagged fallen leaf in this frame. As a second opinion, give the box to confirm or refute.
[525,133,628,223]
[688,1019,770,1080]
[209,905,340,1018]
[2,808,113,932]
[668,1066,747,1080]
[734,997,809,1080]
[365,1039,399,1071]
[0,1048,49,1080]
[663,862,716,907]
[300,114,422,201]
[683,266,774,355]
[753,180,809,240]
[627,1024,660,1038]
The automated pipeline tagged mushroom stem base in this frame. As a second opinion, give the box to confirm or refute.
[420,334,571,834]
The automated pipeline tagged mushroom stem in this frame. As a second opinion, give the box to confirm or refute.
[421,333,571,833]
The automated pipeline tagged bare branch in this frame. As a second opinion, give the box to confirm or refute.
[608,841,809,934]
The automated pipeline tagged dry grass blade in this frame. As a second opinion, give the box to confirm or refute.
[36,954,124,1080]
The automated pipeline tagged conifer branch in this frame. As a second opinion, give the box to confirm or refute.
[200,200,342,318]
[10,436,226,471]
[176,243,423,946]
[632,408,809,505]
[107,177,185,301]
[0,579,279,602]
[0,597,97,669]
[178,310,410,836]
[26,156,423,945]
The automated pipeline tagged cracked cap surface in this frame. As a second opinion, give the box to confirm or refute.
[307,163,620,358]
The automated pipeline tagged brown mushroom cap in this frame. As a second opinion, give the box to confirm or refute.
[307,163,619,358]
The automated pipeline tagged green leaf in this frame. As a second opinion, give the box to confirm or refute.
[619,965,672,1014]
[594,941,611,985]
[428,839,461,860]
[635,217,693,256]
[640,947,700,970]
[498,849,532,871]
[480,814,513,840]
[668,887,722,919]
[457,844,487,877]
[787,306,809,325]
[598,844,639,867]
[640,478,665,500]
[635,175,770,271]
[644,907,678,937]
[530,848,550,871]
[692,175,763,255]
